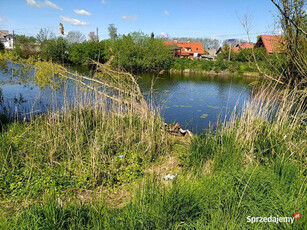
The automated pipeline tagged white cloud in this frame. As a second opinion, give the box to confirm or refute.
[45,0,63,10]
[101,0,107,4]
[74,9,91,16]
[27,0,44,7]
[26,0,63,10]
[60,16,90,26]
[0,17,6,22]
[121,15,138,21]
[164,10,169,15]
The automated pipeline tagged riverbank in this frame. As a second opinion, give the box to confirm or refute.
[169,68,260,77]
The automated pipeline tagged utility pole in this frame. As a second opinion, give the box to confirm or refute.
[228,43,231,61]
[96,27,99,42]
[227,39,235,61]
[12,30,15,49]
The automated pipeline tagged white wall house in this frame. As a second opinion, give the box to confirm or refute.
[0,30,15,49]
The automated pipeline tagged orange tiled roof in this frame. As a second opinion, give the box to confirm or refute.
[255,35,285,53]
[163,41,176,46]
[236,42,254,49]
[164,41,204,55]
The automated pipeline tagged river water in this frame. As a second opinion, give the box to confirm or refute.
[0,65,256,133]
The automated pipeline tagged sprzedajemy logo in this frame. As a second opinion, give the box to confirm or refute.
[247,213,301,224]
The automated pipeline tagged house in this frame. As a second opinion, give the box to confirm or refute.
[0,30,15,49]
[164,40,204,59]
[254,35,285,53]
[200,48,217,60]
[216,46,240,55]
[216,42,253,55]
[235,42,254,49]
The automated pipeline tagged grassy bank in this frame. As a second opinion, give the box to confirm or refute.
[170,58,260,75]
[0,59,306,229]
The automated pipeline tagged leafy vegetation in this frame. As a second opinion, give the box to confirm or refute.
[69,41,109,65]
[111,32,173,71]
[171,58,259,74]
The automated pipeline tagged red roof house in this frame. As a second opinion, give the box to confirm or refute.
[163,40,204,59]
[236,42,254,49]
[216,46,240,55]
[254,35,285,53]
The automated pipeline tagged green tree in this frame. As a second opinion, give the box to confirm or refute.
[69,41,109,65]
[40,37,69,63]
[111,32,173,71]
[36,28,54,45]
[271,0,307,86]
[108,24,118,40]
[14,35,39,58]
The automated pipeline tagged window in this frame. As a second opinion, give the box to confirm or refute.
[196,48,198,51]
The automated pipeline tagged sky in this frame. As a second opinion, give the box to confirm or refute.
[0,0,282,42]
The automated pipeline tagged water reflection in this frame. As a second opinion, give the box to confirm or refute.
[138,72,255,132]
[0,66,256,133]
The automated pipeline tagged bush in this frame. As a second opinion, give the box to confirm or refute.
[40,37,69,63]
[111,32,173,71]
[69,41,109,65]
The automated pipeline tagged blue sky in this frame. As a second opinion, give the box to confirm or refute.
[0,0,281,42]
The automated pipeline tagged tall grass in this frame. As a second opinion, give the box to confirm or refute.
[0,60,306,229]
[0,61,171,206]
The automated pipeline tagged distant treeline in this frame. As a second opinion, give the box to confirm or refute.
[11,29,286,75]
[13,31,173,71]
[171,37,220,50]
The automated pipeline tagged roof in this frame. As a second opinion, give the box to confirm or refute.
[164,41,204,55]
[163,41,176,46]
[254,35,285,53]
[236,42,254,49]
[0,30,9,38]
[216,46,240,54]
[205,48,217,56]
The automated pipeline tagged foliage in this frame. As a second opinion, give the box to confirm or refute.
[236,48,268,62]
[69,41,109,65]
[270,0,307,87]
[111,32,173,71]
[216,45,239,61]
[171,58,259,74]
[108,24,118,40]
[39,37,69,63]
[36,28,55,45]
[14,35,39,58]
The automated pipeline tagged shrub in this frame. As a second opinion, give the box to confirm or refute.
[111,32,173,71]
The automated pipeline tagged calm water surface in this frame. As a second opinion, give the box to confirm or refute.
[0,66,256,133]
